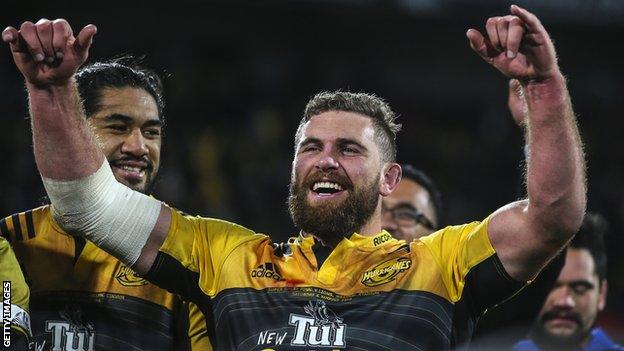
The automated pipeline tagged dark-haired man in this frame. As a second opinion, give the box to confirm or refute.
[4,6,586,349]
[381,164,442,241]
[514,213,623,351]
[0,59,208,350]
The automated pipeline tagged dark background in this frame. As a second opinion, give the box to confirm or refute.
[2,0,623,342]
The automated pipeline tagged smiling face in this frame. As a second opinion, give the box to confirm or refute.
[532,248,607,350]
[88,87,162,193]
[288,111,399,245]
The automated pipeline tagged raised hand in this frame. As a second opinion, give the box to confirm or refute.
[2,19,96,87]
[466,5,559,83]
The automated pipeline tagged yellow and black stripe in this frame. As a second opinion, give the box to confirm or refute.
[0,210,36,242]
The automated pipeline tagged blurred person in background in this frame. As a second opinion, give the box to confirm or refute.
[381,164,442,241]
[0,58,208,350]
[514,213,623,351]
[3,5,587,349]
[0,236,31,350]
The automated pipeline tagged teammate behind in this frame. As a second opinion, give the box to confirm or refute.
[0,237,31,351]
[0,58,208,350]
[381,164,442,241]
[4,6,586,349]
[514,213,623,351]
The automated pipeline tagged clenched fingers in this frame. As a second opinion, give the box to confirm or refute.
[19,21,44,62]
[35,19,55,62]
[52,19,72,59]
[506,16,524,58]
[466,28,498,62]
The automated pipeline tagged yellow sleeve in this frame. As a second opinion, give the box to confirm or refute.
[420,218,496,302]
[0,236,32,342]
[420,216,524,313]
[146,208,261,301]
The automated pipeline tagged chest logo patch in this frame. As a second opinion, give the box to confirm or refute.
[115,265,148,287]
[251,262,284,281]
[361,257,412,287]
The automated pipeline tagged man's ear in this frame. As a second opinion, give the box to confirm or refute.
[598,280,608,312]
[380,163,401,197]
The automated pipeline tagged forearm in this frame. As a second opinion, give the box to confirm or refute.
[28,80,164,271]
[524,73,586,240]
[28,79,104,180]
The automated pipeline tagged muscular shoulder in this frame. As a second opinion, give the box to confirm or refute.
[161,208,266,270]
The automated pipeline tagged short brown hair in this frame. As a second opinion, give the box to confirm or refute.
[296,91,401,162]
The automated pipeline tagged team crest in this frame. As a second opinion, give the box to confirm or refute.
[361,257,412,287]
[115,265,148,287]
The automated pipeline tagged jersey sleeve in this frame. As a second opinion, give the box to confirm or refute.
[0,237,32,348]
[420,217,525,315]
[144,207,261,303]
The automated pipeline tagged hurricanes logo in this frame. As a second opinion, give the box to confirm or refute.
[361,257,412,287]
[251,263,284,281]
[115,265,148,287]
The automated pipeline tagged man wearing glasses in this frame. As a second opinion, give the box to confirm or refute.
[381,164,442,241]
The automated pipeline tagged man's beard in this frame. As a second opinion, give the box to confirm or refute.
[288,171,380,246]
[531,308,593,350]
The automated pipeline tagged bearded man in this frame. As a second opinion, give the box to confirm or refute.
[3,5,586,349]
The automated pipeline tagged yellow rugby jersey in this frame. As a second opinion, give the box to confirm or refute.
[0,206,210,351]
[0,236,31,350]
[146,209,524,350]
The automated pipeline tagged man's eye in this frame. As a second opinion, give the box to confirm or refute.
[342,147,359,154]
[394,209,417,220]
[144,129,161,138]
[571,284,591,294]
[108,125,127,132]
[302,146,319,153]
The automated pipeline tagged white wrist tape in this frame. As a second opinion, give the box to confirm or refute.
[42,160,162,266]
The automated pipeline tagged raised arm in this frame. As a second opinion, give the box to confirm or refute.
[466,5,586,281]
[2,19,169,274]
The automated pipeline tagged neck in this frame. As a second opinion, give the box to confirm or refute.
[303,205,383,248]
[356,205,383,237]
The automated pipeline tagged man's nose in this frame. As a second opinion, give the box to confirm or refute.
[121,129,148,157]
[552,287,576,309]
[314,152,339,172]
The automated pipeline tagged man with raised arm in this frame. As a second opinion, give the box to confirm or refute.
[0,58,209,350]
[3,5,585,349]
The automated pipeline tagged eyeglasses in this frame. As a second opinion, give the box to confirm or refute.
[382,204,435,230]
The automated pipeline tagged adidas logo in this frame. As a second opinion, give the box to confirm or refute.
[251,262,284,281]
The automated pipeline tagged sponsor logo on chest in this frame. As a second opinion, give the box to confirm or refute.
[361,257,412,287]
[251,263,284,282]
[257,300,347,349]
[36,305,95,351]
[115,265,148,287]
